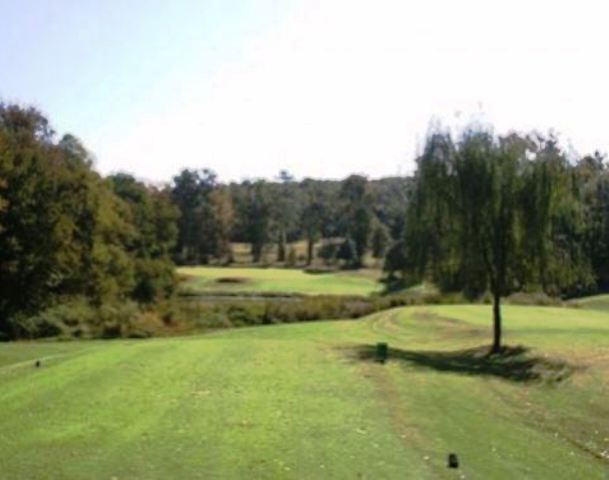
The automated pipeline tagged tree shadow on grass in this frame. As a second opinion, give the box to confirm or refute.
[347,344,575,383]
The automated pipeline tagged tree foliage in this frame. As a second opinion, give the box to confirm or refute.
[405,126,591,352]
[5,101,609,344]
[108,173,179,302]
[171,169,233,264]
[338,175,373,267]
[0,104,178,338]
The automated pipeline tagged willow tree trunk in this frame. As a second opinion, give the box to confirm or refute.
[492,293,502,354]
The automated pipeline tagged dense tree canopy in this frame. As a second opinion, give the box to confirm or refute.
[403,127,594,352]
[3,102,609,343]
[0,104,178,338]
[108,173,179,303]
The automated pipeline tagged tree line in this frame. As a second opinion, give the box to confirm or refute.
[0,104,408,338]
[0,105,178,338]
[2,103,609,345]
[170,169,408,268]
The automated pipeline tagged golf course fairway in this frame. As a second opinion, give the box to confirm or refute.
[1,305,608,479]
[177,266,383,296]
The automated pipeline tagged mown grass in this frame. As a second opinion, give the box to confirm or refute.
[178,266,383,296]
[572,293,609,312]
[1,304,608,479]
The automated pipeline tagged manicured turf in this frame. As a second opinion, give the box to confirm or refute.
[1,305,608,479]
[178,266,383,296]
[574,294,609,312]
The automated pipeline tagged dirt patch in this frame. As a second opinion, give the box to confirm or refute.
[215,277,250,284]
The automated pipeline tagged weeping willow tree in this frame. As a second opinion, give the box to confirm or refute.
[406,126,591,353]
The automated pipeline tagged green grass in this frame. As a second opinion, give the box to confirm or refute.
[573,293,609,312]
[178,266,383,296]
[1,304,608,479]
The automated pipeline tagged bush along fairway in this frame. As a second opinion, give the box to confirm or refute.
[1,304,608,479]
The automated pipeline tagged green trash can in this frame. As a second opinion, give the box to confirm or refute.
[376,342,388,364]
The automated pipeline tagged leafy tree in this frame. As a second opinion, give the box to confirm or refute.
[300,179,326,265]
[336,237,358,268]
[317,241,338,266]
[270,170,300,262]
[369,177,411,239]
[233,180,273,263]
[339,175,373,267]
[209,187,235,262]
[108,173,179,302]
[0,104,182,338]
[406,127,588,353]
[171,169,231,264]
[0,105,137,336]
[574,152,609,291]
[171,169,206,263]
[371,223,390,262]
[383,240,408,279]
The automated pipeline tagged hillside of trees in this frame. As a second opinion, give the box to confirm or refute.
[2,103,609,340]
[0,105,178,339]
[171,169,409,268]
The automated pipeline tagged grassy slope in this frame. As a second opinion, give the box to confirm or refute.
[574,294,609,312]
[178,266,383,296]
[1,305,608,479]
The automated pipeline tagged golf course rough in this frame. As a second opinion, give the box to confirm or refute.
[0,304,608,479]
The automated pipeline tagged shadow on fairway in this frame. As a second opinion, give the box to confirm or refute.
[347,344,575,383]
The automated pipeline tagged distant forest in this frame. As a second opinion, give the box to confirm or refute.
[2,103,609,340]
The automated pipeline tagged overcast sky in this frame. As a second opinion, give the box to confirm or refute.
[1,0,608,182]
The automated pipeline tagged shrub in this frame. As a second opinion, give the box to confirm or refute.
[18,298,157,339]
[122,310,167,338]
[317,241,338,265]
[506,292,563,307]
[336,237,358,267]
[19,297,98,339]
[132,258,176,303]
[303,266,337,274]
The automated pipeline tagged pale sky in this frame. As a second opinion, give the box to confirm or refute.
[1,0,608,182]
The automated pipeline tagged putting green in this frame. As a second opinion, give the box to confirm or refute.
[1,305,608,479]
[178,266,383,296]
